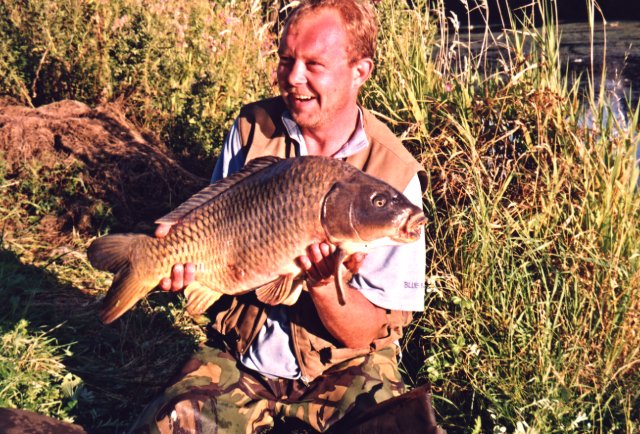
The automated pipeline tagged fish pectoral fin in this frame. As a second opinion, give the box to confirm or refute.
[280,278,304,306]
[255,274,296,306]
[333,247,348,306]
[184,282,223,316]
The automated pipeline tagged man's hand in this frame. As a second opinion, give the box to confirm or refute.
[155,223,196,292]
[296,242,366,287]
[297,242,384,348]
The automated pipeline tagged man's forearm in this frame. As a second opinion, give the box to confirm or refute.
[307,280,388,348]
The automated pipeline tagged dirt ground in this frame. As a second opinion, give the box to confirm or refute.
[0,98,209,241]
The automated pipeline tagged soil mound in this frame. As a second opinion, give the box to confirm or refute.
[0,99,209,237]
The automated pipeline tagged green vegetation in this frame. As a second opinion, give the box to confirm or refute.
[1,0,638,432]
[0,0,278,172]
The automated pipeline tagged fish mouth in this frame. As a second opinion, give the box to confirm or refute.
[393,211,427,242]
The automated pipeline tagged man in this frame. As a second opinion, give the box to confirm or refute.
[132,0,427,432]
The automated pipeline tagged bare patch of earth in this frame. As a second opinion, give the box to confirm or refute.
[0,98,208,244]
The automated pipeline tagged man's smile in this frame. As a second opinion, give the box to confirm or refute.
[285,92,319,115]
[286,92,317,105]
[292,94,314,101]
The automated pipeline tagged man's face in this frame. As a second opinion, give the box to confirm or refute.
[277,8,368,131]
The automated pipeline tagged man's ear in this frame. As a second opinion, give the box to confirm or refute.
[352,57,374,88]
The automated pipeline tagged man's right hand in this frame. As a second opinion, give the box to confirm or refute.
[155,223,196,292]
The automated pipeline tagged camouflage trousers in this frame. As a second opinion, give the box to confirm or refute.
[130,344,405,434]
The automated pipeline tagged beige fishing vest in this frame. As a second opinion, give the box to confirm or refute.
[209,97,427,383]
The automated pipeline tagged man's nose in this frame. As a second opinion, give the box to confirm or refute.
[287,60,307,86]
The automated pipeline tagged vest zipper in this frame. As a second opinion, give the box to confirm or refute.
[290,320,311,386]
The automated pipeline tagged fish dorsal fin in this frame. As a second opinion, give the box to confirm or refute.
[156,156,284,225]
[255,274,297,306]
[184,282,224,316]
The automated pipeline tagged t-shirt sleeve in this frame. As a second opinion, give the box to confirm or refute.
[210,118,246,182]
[349,173,426,312]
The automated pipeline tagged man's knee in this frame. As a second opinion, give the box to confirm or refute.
[130,393,219,434]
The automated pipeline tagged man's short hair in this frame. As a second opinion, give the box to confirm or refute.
[284,0,378,62]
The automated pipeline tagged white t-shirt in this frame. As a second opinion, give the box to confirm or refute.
[211,110,426,379]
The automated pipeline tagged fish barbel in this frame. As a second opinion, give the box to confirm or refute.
[88,156,427,324]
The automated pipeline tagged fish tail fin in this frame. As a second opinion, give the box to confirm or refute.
[88,234,142,273]
[88,234,158,324]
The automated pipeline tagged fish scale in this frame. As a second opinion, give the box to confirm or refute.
[167,177,311,290]
[88,156,427,324]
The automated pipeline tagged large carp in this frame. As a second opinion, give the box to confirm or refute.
[88,156,426,324]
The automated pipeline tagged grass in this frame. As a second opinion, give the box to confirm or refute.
[0,319,81,422]
[0,156,204,431]
[367,1,640,431]
[1,0,639,432]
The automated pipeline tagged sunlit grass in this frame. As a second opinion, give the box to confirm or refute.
[365,0,639,432]
[0,319,81,422]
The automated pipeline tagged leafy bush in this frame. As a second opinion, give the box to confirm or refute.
[0,0,278,174]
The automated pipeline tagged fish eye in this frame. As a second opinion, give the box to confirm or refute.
[372,194,387,208]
